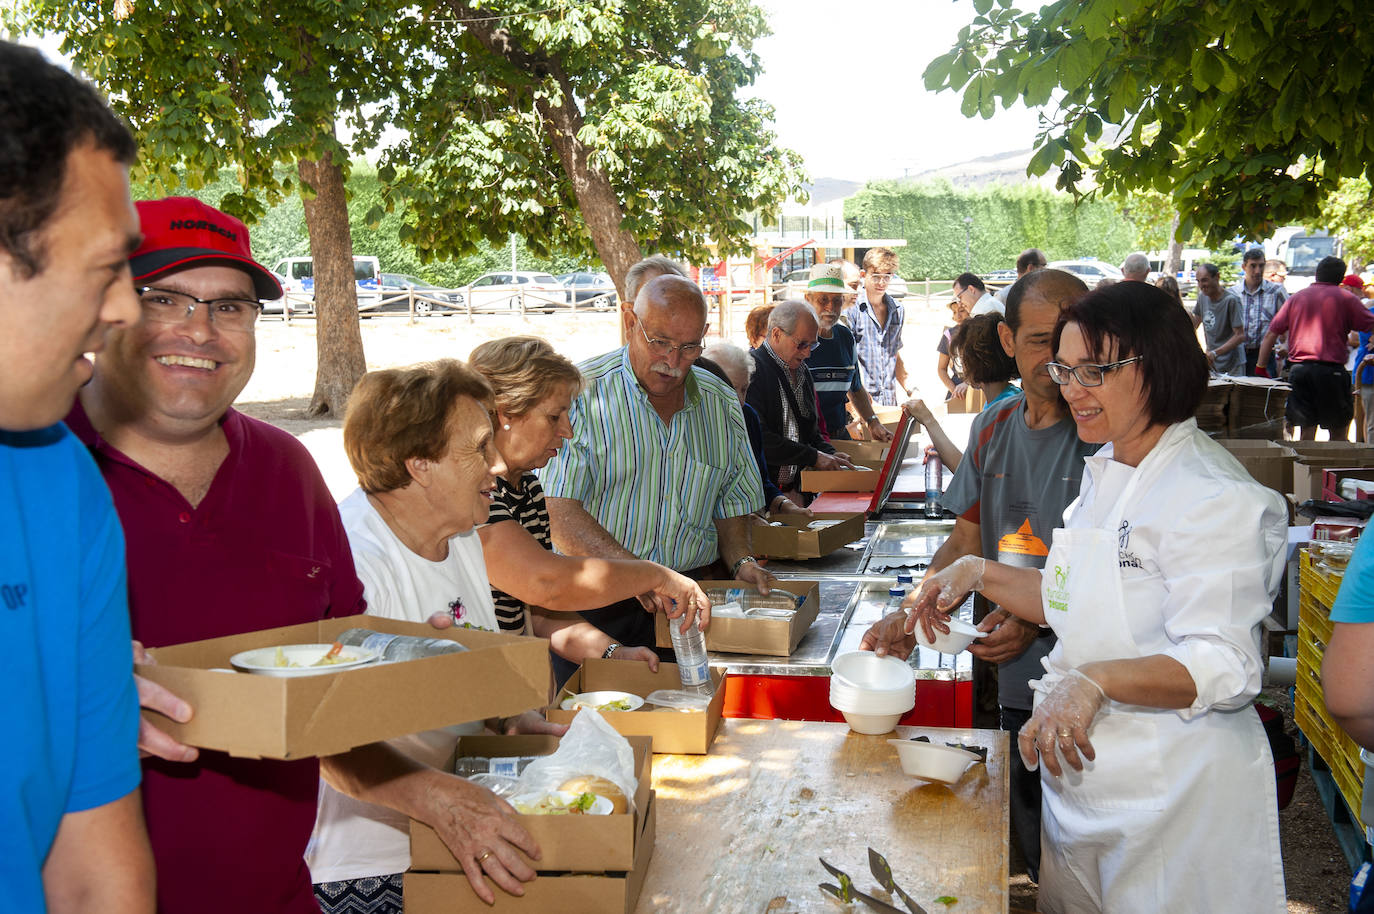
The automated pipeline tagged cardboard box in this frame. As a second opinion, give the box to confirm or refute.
[652,579,821,656]
[751,511,866,560]
[1216,438,1295,495]
[406,792,656,914]
[548,661,726,754]
[945,387,986,414]
[137,618,549,759]
[830,439,889,462]
[411,734,653,872]
[1323,467,1374,501]
[800,457,884,493]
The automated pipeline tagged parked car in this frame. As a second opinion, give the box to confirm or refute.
[770,267,908,301]
[462,271,570,310]
[365,273,462,315]
[1048,259,1125,285]
[557,271,617,305]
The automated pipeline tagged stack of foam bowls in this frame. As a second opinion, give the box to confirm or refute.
[829,651,916,735]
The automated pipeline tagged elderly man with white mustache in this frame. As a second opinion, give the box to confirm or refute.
[541,274,771,681]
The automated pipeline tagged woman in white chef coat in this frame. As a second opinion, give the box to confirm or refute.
[907,281,1287,913]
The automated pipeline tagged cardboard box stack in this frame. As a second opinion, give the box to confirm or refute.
[1195,377,1290,438]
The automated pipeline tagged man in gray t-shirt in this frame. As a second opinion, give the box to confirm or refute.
[863,269,1091,884]
[1192,262,1245,376]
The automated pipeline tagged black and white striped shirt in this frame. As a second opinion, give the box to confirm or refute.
[482,472,551,632]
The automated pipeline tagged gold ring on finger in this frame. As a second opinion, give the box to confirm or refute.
[478,851,492,863]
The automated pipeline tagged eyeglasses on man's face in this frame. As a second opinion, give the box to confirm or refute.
[137,286,263,333]
[1046,356,1141,387]
[638,322,704,360]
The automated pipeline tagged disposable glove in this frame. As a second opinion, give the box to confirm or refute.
[1017,668,1108,777]
[903,555,985,644]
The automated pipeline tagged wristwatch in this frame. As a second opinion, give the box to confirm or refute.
[731,555,759,577]
[866,414,880,423]
[602,642,620,659]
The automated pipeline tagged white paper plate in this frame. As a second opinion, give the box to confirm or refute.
[559,690,645,713]
[230,643,380,677]
[511,790,614,816]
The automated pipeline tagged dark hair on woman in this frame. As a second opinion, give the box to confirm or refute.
[949,313,1018,383]
[1153,274,1184,308]
[0,42,138,277]
[1052,281,1208,426]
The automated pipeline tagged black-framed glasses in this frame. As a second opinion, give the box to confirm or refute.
[638,322,704,359]
[1046,357,1142,387]
[136,286,263,333]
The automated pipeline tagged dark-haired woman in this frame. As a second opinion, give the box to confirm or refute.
[949,312,1020,408]
[906,281,1286,912]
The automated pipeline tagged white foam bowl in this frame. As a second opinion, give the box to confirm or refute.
[830,683,915,715]
[841,711,905,735]
[913,618,988,654]
[889,738,981,783]
[831,651,916,691]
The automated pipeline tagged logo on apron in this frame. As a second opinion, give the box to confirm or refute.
[1118,519,1142,569]
[1046,562,1070,612]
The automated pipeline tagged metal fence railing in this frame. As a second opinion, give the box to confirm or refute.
[266,287,621,324]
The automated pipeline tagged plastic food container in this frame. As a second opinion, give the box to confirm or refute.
[889,738,981,783]
[913,618,988,654]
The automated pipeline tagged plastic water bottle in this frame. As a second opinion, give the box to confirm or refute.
[895,571,914,595]
[702,586,804,611]
[924,450,943,519]
[336,628,469,662]
[886,586,907,616]
[667,610,713,695]
[453,755,541,777]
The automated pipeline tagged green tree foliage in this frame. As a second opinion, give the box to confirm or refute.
[1320,177,1374,269]
[924,0,1374,247]
[372,0,805,285]
[845,180,1136,278]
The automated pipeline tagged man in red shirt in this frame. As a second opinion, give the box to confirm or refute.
[1258,255,1374,440]
[71,197,539,913]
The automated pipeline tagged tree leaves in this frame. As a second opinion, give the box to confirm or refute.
[930,0,1374,245]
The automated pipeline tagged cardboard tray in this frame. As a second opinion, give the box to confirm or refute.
[548,661,726,754]
[137,617,549,760]
[830,439,890,463]
[652,579,820,657]
[751,511,866,560]
[411,734,653,872]
[405,792,656,914]
[799,456,885,493]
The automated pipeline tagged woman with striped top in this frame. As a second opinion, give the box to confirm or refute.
[470,336,709,679]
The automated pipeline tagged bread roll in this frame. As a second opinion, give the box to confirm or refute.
[558,775,629,813]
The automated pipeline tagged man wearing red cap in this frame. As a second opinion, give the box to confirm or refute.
[1257,255,1374,440]
[69,197,541,913]
[0,40,154,914]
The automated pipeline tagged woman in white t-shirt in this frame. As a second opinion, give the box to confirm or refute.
[308,360,562,914]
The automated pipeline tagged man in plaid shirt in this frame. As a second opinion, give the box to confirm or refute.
[1232,246,1288,376]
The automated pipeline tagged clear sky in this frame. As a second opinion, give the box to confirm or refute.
[749,0,1048,182]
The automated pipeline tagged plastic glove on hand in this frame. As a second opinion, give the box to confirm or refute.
[1017,668,1107,777]
[904,556,984,644]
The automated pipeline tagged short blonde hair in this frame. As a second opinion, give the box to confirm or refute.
[863,246,898,272]
[344,360,494,494]
[467,336,583,417]
[745,304,774,348]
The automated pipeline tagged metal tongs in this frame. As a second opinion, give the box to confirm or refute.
[818,848,928,914]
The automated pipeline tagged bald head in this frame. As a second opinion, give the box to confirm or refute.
[633,273,708,323]
[1006,268,1088,331]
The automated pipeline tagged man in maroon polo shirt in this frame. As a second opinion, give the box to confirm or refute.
[70,197,541,913]
[1257,254,1374,441]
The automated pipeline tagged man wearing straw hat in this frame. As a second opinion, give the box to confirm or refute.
[805,263,893,442]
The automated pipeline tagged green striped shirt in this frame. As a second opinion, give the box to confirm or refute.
[538,347,763,571]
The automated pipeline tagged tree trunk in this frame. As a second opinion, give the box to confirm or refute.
[298,147,366,417]
[1164,213,1184,276]
[447,1,643,301]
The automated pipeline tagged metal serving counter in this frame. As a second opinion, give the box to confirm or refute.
[714,518,975,727]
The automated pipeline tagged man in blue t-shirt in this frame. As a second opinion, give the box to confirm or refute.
[803,263,893,442]
[0,42,154,911]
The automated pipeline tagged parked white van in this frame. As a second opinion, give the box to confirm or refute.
[272,255,381,305]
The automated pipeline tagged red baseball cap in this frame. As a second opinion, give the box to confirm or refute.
[130,197,283,300]
[1343,274,1367,292]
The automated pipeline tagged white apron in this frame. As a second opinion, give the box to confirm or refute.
[1034,433,1286,913]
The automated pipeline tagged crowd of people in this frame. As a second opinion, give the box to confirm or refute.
[8,36,1372,914]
